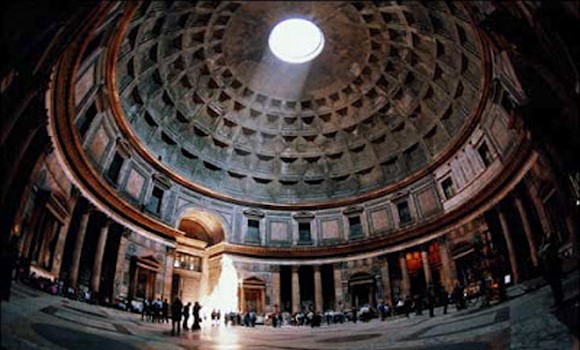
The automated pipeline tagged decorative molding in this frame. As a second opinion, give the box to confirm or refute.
[342,205,364,217]
[292,211,315,221]
[243,208,265,219]
[152,172,172,190]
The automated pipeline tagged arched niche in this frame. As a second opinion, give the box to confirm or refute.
[176,208,226,246]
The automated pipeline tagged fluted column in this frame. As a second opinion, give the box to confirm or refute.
[438,236,456,292]
[271,266,281,310]
[399,253,410,298]
[91,219,110,293]
[291,266,301,313]
[314,265,323,312]
[380,259,392,305]
[69,208,91,288]
[514,196,539,267]
[498,209,519,284]
[421,248,432,286]
[333,263,343,308]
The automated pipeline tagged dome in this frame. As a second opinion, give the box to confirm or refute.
[114,1,485,205]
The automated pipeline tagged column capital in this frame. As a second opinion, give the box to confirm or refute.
[313,265,321,272]
[291,265,300,273]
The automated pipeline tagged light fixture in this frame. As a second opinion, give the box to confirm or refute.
[268,18,324,64]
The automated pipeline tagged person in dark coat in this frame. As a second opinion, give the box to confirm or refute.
[183,302,191,330]
[162,299,169,323]
[192,301,202,330]
[171,297,183,336]
[427,285,435,317]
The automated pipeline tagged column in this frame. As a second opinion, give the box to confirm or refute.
[498,209,519,284]
[526,183,553,239]
[113,229,130,298]
[261,288,266,314]
[438,236,456,293]
[163,247,175,301]
[271,266,281,310]
[314,265,323,312]
[333,263,343,308]
[69,208,91,288]
[291,266,301,313]
[421,248,432,286]
[514,196,539,267]
[51,207,76,276]
[380,259,392,305]
[91,219,110,293]
[399,253,411,298]
[239,279,245,312]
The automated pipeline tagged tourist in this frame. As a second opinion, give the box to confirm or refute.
[250,310,257,327]
[183,302,191,330]
[427,285,435,317]
[171,297,183,336]
[440,286,449,314]
[162,299,169,323]
[192,301,202,330]
[211,309,217,326]
[325,309,333,325]
[404,295,412,318]
[378,301,386,321]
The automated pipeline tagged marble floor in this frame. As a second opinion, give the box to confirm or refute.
[2,273,578,350]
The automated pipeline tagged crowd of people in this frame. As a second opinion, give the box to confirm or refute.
[167,298,203,336]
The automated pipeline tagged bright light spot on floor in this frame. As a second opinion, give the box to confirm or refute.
[268,18,324,64]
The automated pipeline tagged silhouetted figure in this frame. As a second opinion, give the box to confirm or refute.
[183,302,191,330]
[404,296,412,318]
[440,286,449,314]
[427,286,435,317]
[192,301,202,330]
[414,294,423,315]
[171,297,183,336]
[538,235,564,307]
[454,283,466,310]
[162,299,169,323]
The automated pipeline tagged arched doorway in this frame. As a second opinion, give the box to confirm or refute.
[349,272,376,308]
[129,255,159,301]
[172,209,227,305]
[239,277,266,314]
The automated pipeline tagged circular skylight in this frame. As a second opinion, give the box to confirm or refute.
[268,18,324,64]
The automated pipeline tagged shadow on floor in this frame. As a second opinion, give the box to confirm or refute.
[32,323,138,350]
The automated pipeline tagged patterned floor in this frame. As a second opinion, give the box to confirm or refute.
[1,272,578,350]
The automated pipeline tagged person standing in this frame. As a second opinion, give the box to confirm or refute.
[162,299,169,323]
[192,301,202,330]
[440,286,449,314]
[183,302,191,330]
[427,286,435,317]
[171,297,183,336]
